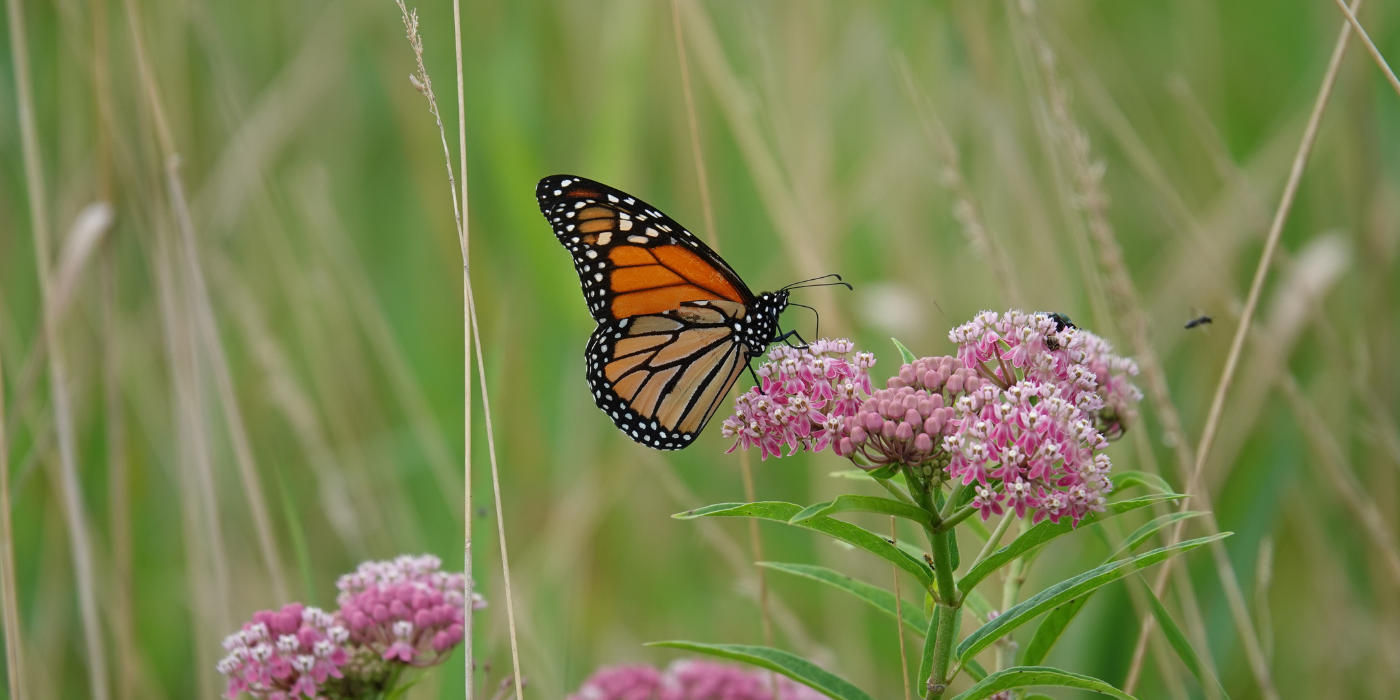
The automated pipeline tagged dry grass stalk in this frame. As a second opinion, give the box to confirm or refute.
[394,2,515,697]
[0,353,27,700]
[7,0,114,688]
[465,286,525,700]
[449,0,476,693]
[1012,2,1279,696]
[1327,0,1400,98]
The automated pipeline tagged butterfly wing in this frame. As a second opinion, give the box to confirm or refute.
[584,300,753,449]
[536,175,755,323]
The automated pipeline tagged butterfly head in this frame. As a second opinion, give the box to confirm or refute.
[742,290,790,355]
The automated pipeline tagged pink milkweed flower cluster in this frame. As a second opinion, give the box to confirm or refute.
[720,339,875,460]
[218,555,483,700]
[839,356,982,470]
[567,659,826,700]
[336,554,481,667]
[940,310,1141,525]
[216,603,349,700]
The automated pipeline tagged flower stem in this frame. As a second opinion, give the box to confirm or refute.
[378,664,405,700]
[905,467,962,700]
[875,476,917,505]
[925,526,961,699]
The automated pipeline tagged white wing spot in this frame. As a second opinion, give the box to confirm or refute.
[627,235,648,244]
[561,179,573,186]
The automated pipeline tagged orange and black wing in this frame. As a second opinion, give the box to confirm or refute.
[536,175,755,324]
[584,300,753,449]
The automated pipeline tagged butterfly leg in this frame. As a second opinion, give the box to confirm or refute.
[773,328,809,348]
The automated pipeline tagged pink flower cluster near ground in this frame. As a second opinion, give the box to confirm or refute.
[217,555,484,699]
[567,660,826,700]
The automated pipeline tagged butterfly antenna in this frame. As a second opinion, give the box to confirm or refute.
[783,280,854,292]
[788,302,820,340]
[780,273,846,291]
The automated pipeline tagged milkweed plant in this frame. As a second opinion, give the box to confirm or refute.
[216,555,484,700]
[622,310,1230,700]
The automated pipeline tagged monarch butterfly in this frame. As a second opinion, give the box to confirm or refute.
[536,175,820,450]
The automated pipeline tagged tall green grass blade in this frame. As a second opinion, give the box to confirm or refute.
[789,495,934,529]
[648,642,875,700]
[1139,578,1233,699]
[958,494,1185,593]
[957,533,1230,662]
[676,502,933,587]
[759,562,927,632]
[947,666,1138,700]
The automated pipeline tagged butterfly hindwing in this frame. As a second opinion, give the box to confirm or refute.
[584,301,752,450]
[536,175,755,323]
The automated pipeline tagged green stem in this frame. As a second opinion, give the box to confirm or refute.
[378,665,406,700]
[937,504,978,533]
[939,481,968,522]
[925,525,961,699]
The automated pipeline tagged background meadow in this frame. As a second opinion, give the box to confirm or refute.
[2,0,1399,698]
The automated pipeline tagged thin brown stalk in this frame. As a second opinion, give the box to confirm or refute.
[0,351,26,700]
[394,3,509,696]
[1327,0,1400,99]
[891,517,912,700]
[7,0,112,689]
[465,287,525,700]
[1125,0,1363,687]
[450,0,475,693]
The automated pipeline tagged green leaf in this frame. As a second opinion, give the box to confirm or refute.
[1020,596,1090,666]
[1111,470,1173,494]
[957,533,1230,663]
[917,608,939,692]
[758,562,927,632]
[676,502,933,588]
[1021,510,1205,666]
[947,666,1138,700]
[1112,510,1206,559]
[957,494,1185,593]
[1139,579,1233,700]
[963,658,988,682]
[648,642,875,700]
[892,337,918,365]
[790,495,935,530]
[961,589,995,622]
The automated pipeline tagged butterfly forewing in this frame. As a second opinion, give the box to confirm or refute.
[536,175,755,323]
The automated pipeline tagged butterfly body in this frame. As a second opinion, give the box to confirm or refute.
[537,175,789,449]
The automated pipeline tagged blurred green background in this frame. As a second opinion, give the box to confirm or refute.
[2,0,1399,698]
